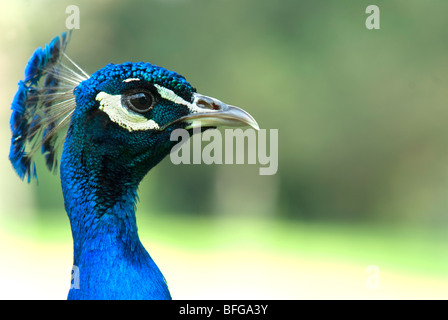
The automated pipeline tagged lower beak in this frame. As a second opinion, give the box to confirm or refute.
[175,93,259,130]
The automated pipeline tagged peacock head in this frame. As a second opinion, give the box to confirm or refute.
[69,61,259,178]
[10,32,259,186]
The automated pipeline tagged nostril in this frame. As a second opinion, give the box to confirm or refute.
[210,102,221,110]
[197,98,221,111]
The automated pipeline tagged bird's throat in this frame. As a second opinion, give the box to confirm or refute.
[60,134,171,299]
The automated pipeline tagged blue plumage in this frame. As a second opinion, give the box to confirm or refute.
[10,33,259,299]
[10,32,76,181]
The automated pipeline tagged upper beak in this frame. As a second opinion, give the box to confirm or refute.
[170,93,259,130]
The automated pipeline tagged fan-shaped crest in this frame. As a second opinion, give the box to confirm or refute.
[9,32,89,182]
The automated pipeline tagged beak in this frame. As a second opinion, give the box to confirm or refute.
[170,93,259,130]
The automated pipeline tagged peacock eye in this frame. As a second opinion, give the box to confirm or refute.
[122,89,154,113]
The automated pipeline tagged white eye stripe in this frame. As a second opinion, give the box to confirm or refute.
[153,84,191,108]
[122,78,141,83]
[153,84,214,114]
[96,91,160,132]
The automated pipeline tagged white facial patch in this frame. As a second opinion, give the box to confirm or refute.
[96,91,160,132]
[153,84,216,114]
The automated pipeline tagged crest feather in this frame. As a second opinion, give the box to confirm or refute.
[9,32,89,182]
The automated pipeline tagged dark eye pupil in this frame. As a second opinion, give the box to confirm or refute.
[130,93,150,109]
[125,91,154,113]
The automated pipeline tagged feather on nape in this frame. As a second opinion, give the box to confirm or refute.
[9,32,89,182]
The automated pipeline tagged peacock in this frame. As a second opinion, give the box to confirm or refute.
[9,32,259,300]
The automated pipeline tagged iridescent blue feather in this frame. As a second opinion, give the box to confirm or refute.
[9,32,88,182]
[10,31,258,300]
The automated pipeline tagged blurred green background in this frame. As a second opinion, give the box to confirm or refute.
[1,0,448,299]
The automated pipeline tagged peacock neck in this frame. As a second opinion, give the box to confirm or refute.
[59,130,171,299]
[63,176,141,264]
